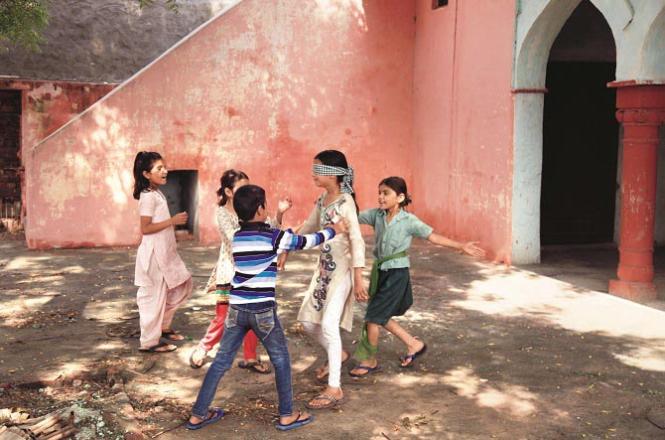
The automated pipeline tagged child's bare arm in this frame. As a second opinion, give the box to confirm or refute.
[357,208,378,227]
[427,233,485,258]
[140,212,187,235]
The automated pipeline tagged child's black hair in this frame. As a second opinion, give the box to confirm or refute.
[217,169,249,206]
[132,151,163,200]
[380,176,412,207]
[233,184,266,223]
[314,149,358,212]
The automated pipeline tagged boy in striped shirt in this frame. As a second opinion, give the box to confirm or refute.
[189,184,347,432]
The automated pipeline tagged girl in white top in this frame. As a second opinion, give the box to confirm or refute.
[189,170,291,371]
[292,149,367,410]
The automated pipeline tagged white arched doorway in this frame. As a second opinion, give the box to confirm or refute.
[511,0,625,264]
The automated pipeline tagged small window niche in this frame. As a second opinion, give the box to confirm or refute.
[432,0,449,9]
[161,170,198,240]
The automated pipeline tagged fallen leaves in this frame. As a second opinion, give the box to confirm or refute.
[388,410,439,434]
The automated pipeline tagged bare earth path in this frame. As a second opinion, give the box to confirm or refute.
[2,235,665,439]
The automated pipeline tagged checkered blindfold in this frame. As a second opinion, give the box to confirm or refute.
[312,164,355,194]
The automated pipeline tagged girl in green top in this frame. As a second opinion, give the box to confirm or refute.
[350,177,485,376]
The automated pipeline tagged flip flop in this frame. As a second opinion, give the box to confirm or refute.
[138,341,177,353]
[275,411,314,431]
[186,408,225,430]
[238,360,272,374]
[400,342,428,368]
[161,329,185,341]
[305,394,345,410]
[349,364,382,378]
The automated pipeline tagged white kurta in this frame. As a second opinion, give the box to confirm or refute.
[134,190,190,289]
[134,189,192,348]
[297,193,365,332]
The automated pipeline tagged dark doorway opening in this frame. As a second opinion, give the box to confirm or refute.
[161,170,198,238]
[541,62,618,244]
[0,90,22,232]
[541,0,618,245]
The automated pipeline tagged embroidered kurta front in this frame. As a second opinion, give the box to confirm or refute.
[297,193,365,332]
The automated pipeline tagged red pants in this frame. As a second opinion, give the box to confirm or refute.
[198,303,258,359]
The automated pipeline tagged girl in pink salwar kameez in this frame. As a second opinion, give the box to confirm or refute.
[133,151,193,353]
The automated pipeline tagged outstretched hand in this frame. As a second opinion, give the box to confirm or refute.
[462,241,485,258]
[277,197,293,214]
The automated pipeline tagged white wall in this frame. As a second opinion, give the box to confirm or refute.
[512,0,665,263]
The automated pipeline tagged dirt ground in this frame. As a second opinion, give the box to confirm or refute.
[2,233,665,439]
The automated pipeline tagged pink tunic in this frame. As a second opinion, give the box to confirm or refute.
[134,190,191,289]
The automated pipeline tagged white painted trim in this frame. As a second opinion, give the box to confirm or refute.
[511,0,581,264]
[511,0,625,264]
[511,93,544,264]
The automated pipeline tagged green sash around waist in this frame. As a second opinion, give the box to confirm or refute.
[368,250,408,297]
[355,250,408,361]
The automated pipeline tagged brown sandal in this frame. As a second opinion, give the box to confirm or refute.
[305,393,345,410]
[161,329,185,341]
[139,341,177,353]
[238,360,272,374]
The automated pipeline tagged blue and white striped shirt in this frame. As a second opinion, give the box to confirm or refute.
[230,222,335,304]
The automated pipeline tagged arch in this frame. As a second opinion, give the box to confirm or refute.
[640,5,665,81]
[514,0,625,88]
[511,0,618,264]
[514,0,580,89]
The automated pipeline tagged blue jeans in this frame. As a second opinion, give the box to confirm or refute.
[191,302,293,418]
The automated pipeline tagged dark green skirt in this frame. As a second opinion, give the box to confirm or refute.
[365,268,412,326]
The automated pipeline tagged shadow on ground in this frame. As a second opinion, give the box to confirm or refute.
[2,236,665,439]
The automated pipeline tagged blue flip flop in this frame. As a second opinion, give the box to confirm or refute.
[400,342,428,368]
[186,408,225,430]
[275,411,314,431]
[349,364,382,377]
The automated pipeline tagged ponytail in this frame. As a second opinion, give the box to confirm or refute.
[132,151,162,200]
[217,169,249,206]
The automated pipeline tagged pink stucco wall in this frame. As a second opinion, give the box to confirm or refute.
[20,81,116,152]
[0,79,115,153]
[0,79,115,224]
[25,0,416,248]
[412,0,516,263]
